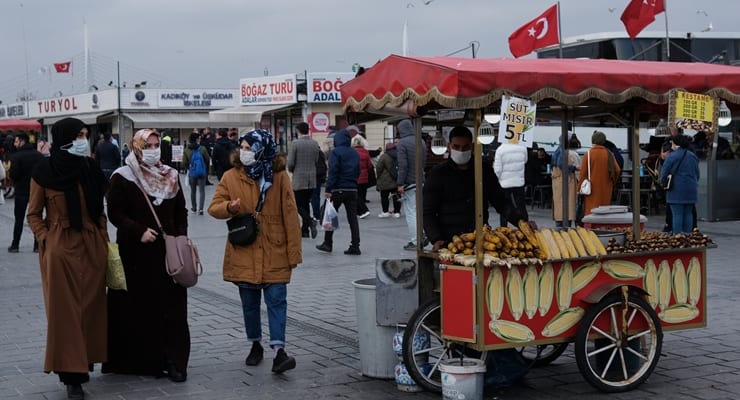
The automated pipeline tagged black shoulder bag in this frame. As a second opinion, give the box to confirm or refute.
[226,192,265,246]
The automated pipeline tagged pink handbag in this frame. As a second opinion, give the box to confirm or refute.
[139,186,202,288]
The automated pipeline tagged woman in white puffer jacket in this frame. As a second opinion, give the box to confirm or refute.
[493,142,529,226]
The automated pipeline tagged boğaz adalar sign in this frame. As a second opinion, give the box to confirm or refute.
[497,96,536,147]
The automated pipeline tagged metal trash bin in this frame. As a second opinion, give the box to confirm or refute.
[352,278,397,379]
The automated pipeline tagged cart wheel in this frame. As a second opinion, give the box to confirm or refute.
[402,298,487,393]
[574,293,662,393]
[517,342,569,368]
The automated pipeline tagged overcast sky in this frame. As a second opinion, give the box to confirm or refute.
[0,0,735,101]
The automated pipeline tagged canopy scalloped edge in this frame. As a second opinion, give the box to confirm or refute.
[344,86,740,114]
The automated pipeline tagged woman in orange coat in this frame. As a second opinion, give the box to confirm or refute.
[208,129,302,375]
[579,131,621,216]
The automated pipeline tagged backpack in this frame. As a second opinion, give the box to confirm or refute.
[388,155,398,181]
[189,147,206,179]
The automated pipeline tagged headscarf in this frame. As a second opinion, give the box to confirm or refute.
[592,131,607,146]
[239,129,277,192]
[31,117,106,230]
[124,129,180,203]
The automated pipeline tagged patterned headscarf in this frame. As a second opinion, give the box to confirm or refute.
[125,129,180,203]
[239,129,277,191]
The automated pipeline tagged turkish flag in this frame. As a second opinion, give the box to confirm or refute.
[621,0,665,39]
[508,4,559,58]
[53,61,71,73]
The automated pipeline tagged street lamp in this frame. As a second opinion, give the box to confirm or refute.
[431,131,447,155]
[718,101,732,127]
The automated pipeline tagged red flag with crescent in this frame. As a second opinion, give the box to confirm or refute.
[621,0,665,39]
[53,61,72,73]
[508,4,559,58]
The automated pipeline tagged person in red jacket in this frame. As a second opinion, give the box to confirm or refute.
[352,135,373,219]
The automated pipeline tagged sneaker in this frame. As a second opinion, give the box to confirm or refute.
[198,210,204,215]
[245,341,264,366]
[403,242,416,251]
[378,212,391,218]
[309,219,318,239]
[7,246,18,253]
[344,246,361,255]
[190,208,196,213]
[272,348,296,374]
[393,213,401,218]
[359,211,371,219]
[316,243,332,253]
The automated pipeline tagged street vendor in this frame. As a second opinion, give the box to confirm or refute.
[423,125,523,251]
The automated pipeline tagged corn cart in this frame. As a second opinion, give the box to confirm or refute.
[340,55,737,393]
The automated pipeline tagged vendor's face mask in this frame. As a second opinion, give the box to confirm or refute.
[450,149,471,165]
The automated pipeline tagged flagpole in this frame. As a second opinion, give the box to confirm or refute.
[403,19,409,56]
[557,1,563,58]
[84,18,89,90]
[663,0,670,59]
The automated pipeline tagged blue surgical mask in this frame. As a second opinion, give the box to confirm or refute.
[65,139,90,157]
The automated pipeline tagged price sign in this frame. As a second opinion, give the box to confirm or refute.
[669,90,715,132]
[497,96,536,147]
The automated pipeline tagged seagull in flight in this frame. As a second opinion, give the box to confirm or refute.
[608,7,616,13]
[696,10,708,16]
[701,22,713,32]
[423,0,435,4]
[407,2,414,7]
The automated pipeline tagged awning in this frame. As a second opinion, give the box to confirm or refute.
[42,111,114,126]
[0,119,41,131]
[123,112,218,129]
[209,103,297,125]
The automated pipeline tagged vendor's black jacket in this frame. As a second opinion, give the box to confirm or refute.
[9,143,44,197]
[423,158,518,245]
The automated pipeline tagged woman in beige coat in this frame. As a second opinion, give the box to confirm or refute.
[27,118,109,400]
[551,137,581,227]
[208,129,302,374]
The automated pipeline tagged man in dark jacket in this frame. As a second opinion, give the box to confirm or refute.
[212,128,236,181]
[8,133,45,252]
[94,132,121,181]
[316,129,361,255]
[423,126,517,251]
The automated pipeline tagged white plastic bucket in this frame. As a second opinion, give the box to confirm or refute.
[352,278,397,379]
[439,358,486,400]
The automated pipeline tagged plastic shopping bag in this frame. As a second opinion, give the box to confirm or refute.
[321,200,339,231]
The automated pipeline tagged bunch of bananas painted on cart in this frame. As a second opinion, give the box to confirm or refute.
[437,221,707,344]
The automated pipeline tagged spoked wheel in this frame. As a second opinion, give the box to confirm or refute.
[517,342,569,367]
[575,292,662,393]
[402,298,487,392]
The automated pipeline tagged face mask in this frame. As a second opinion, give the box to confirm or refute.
[240,149,256,166]
[65,139,90,157]
[450,149,471,165]
[141,148,161,166]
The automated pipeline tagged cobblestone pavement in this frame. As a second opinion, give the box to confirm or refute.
[1,183,739,399]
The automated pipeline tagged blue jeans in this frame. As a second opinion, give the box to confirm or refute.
[237,283,288,348]
[402,187,417,244]
[670,203,693,235]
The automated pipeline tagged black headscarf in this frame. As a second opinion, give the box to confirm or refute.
[31,118,107,230]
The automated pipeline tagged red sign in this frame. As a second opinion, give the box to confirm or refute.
[309,112,330,133]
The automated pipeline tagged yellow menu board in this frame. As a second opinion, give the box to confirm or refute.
[669,90,715,132]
